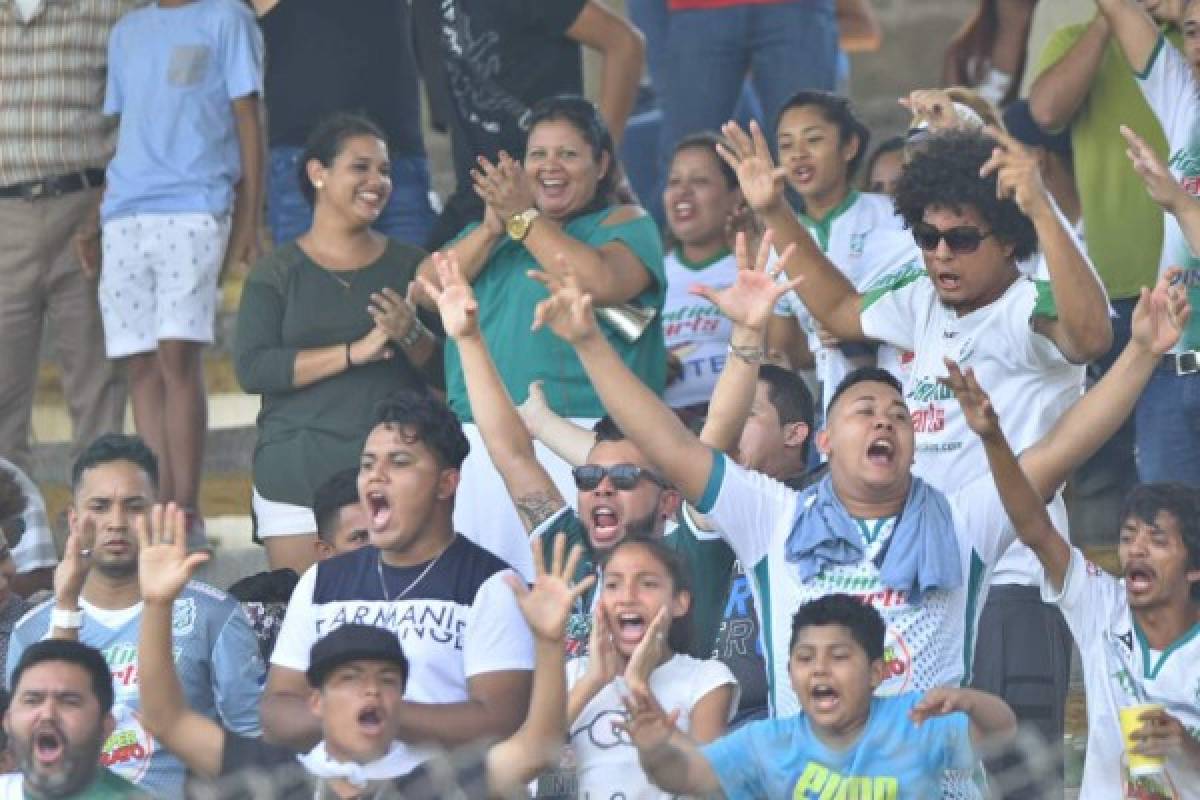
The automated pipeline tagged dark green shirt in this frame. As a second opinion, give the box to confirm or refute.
[234,240,434,507]
[444,207,667,422]
[5,768,149,798]
[535,505,736,660]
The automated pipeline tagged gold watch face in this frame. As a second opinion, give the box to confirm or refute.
[507,209,536,241]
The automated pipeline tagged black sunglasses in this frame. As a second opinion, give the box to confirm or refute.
[912,222,992,254]
[572,463,668,491]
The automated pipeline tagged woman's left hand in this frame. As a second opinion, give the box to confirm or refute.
[368,285,422,345]
[472,151,538,222]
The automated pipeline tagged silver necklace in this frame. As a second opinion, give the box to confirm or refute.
[376,535,456,602]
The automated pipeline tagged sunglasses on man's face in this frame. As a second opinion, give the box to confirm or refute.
[911,222,992,254]
[572,464,668,491]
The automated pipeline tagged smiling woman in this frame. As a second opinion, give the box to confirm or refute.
[421,95,668,578]
[235,113,440,576]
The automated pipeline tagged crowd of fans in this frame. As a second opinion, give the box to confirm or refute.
[1,0,1199,798]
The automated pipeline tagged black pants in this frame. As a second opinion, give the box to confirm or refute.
[970,585,1073,799]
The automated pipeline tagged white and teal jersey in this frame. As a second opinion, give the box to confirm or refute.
[774,191,923,411]
[1043,548,1200,798]
[6,583,265,799]
[861,272,1082,586]
[694,453,1014,717]
[662,248,739,409]
[1138,33,1200,351]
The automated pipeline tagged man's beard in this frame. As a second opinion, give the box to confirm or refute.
[17,722,104,798]
[621,507,660,539]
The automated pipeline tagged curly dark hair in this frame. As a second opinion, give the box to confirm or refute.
[1119,483,1200,601]
[71,434,159,493]
[370,390,470,470]
[894,129,1038,263]
[789,593,886,662]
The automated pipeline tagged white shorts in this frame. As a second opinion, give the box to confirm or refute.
[252,486,317,538]
[99,212,230,358]
[452,419,594,580]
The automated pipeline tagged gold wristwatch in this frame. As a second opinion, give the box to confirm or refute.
[506,208,540,241]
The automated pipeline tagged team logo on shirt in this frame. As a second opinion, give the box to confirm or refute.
[172,597,196,636]
[849,233,868,258]
[1169,149,1200,194]
[793,763,898,799]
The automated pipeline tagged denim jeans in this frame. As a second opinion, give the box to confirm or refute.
[659,1,838,157]
[266,146,436,247]
[1135,361,1200,485]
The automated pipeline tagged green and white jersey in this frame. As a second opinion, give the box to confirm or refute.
[1042,548,1200,798]
[774,191,922,411]
[694,453,1015,718]
[1137,34,1200,352]
[861,272,1082,587]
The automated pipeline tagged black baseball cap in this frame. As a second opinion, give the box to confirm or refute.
[306,624,409,688]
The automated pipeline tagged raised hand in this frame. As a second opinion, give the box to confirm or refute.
[624,607,670,697]
[899,89,963,133]
[368,285,422,344]
[1122,124,1190,213]
[690,230,800,332]
[54,520,97,609]
[417,251,480,340]
[584,607,621,689]
[1131,267,1191,356]
[136,503,211,606]
[909,687,973,726]
[940,358,1001,440]
[506,533,595,643]
[717,120,788,215]
[348,325,394,366]
[615,682,681,753]
[979,125,1052,220]
[472,151,537,222]
[529,260,599,344]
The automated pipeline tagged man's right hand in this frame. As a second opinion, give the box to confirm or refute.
[717,120,788,216]
[74,228,101,280]
[417,251,481,341]
[54,522,96,609]
[136,503,210,606]
[689,230,800,333]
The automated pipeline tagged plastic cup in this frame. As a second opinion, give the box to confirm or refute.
[1119,704,1168,776]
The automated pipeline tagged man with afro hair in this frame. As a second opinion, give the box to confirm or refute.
[718,119,1114,789]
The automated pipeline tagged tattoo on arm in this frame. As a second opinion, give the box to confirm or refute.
[514,491,565,532]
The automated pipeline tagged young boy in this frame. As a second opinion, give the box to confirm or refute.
[622,594,1016,798]
[97,0,264,545]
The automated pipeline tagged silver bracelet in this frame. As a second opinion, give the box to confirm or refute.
[727,343,765,366]
[397,316,428,350]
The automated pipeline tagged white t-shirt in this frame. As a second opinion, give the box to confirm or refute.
[1137,35,1200,353]
[694,453,1015,718]
[662,248,739,409]
[271,538,535,777]
[860,273,1083,586]
[566,654,738,800]
[1043,547,1200,798]
[774,191,922,411]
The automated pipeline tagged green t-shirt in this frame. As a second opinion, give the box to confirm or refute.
[234,239,435,507]
[5,768,149,798]
[444,208,667,422]
[1035,24,1181,299]
[535,505,736,661]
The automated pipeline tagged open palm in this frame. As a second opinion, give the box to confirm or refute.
[137,503,210,605]
[691,231,799,330]
[418,251,479,340]
[1132,268,1190,356]
[509,533,595,642]
[718,120,787,214]
[530,261,599,344]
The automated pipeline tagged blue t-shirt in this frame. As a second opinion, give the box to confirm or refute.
[102,0,263,221]
[6,582,266,799]
[701,693,975,799]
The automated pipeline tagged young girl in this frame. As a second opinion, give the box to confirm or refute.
[766,90,922,415]
[661,133,745,418]
[566,536,739,799]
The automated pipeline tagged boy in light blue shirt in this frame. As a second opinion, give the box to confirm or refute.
[96,0,263,545]
[622,594,1017,799]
